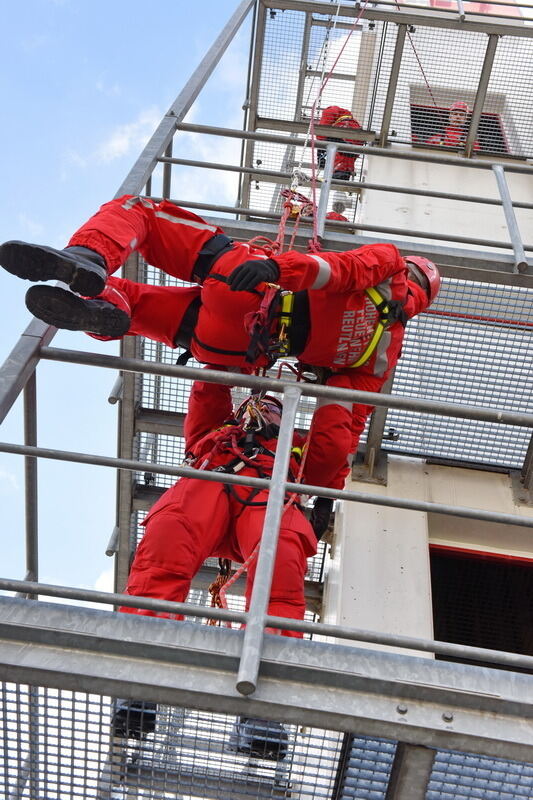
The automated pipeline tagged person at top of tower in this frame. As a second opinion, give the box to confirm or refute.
[316,105,365,180]
[425,101,480,150]
[0,194,441,511]
[112,376,316,755]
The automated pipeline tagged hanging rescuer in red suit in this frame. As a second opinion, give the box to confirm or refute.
[316,105,365,180]
[0,195,441,533]
[110,380,315,753]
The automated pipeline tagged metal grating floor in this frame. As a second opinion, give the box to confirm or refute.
[2,683,532,799]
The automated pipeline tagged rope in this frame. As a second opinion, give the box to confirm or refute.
[393,1,438,108]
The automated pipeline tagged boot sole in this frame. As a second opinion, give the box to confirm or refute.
[25,285,130,337]
[0,241,106,296]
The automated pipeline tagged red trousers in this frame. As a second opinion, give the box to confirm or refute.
[120,476,317,637]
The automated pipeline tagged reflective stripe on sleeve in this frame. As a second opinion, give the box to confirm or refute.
[155,210,218,233]
[309,255,331,289]
[121,196,155,210]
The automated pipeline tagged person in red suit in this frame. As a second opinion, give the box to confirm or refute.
[425,101,480,150]
[0,196,440,507]
[316,105,365,180]
[112,379,315,756]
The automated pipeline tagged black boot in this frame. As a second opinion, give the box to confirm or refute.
[25,285,130,337]
[0,241,107,296]
[228,717,288,761]
[310,497,334,540]
[332,170,352,181]
[111,699,157,740]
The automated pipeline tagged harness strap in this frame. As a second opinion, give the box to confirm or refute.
[348,287,407,369]
[192,233,233,283]
[277,292,295,356]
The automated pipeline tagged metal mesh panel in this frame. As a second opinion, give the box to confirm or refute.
[428,751,533,799]
[0,683,348,799]
[335,735,533,800]
[385,278,533,468]
[336,735,397,798]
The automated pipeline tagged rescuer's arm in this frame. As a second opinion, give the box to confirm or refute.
[184,369,234,451]
[226,243,404,294]
[272,242,405,293]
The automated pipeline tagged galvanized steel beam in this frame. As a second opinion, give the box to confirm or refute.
[385,742,436,800]
[1,597,532,762]
[267,0,533,37]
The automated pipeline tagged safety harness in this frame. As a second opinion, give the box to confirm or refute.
[348,287,408,369]
[192,233,234,283]
[203,426,302,509]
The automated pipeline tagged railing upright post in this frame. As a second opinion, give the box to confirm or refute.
[236,384,302,695]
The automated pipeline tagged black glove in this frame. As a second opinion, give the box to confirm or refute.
[310,497,334,541]
[228,258,279,292]
[317,149,326,169]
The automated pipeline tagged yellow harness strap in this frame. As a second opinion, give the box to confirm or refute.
[277,292,295,355]
[348,287,389,369]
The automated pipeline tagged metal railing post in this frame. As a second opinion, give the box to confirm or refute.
[316,143,337,238]
[236,384,302,695]
[492,165,528,273]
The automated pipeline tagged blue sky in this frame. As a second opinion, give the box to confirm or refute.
[0,0,248,592]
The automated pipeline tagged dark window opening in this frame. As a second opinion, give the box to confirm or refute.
[410,104,509,154]
[430,547,533,672]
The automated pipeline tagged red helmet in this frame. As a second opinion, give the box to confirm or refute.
[449,101,469,114]
[404,256,441,305]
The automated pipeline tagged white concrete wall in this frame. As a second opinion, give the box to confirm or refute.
[360,150,533,252]
[322,456,533,654]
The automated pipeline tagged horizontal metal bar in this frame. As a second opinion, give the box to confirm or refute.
[1,442,533,528]
[39,348,533,427]
[175,121,533,175]
[268,0,533,36]
[168,196,533,251]
[135,407,185,436]
[1,597,532,762]
[205,215,533,282]
[158,156,533,209]
[256,115,376,141]
[123,762,291,799]
[1,580,533,669]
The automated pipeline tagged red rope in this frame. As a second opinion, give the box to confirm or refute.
[393,0,438,107]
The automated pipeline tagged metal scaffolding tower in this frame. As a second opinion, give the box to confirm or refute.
[1,1,532,797]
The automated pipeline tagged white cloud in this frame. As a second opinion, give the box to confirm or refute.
[94,566,114,593]
[16,212,45,238]
[95,80,121,98]
[0,465,19,495]
[94,107,162,163]
[20,33,51,52]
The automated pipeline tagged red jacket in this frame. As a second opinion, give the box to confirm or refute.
[426,125,480,150]
[317,105,364,174]
[191,242,428,379]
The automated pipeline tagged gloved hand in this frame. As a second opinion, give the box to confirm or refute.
[310,497,334,540]
[227,258,279,292]
[317,149,326,169]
